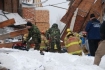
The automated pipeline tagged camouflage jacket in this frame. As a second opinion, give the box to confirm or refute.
[26,24,41,43]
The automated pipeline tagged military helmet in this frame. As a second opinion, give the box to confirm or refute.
[52,23,58,28]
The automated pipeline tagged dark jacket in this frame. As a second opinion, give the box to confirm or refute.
[85,19,101,39]
[100,21,105,40]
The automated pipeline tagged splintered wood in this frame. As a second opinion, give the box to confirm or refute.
[0,19,15,28]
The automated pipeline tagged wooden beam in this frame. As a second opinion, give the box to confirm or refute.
[60,0,82,24]
[60,0,82,44]
[0,18,15,28]
[0,28,28,40]
[10,28,28,37]
[77,0,95,17]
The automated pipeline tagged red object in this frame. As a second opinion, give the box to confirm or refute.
[13,43,26,47]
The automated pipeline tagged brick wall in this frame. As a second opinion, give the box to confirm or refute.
[22,7,49,32]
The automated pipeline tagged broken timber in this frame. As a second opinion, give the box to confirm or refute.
[60,0,82,46]
[0,28,28,40]
[0,18,15,28]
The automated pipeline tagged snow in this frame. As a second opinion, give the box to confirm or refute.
[0,48,105,70]
[0,10,27,25]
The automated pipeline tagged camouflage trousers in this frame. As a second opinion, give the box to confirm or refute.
[50,39,61,52]
[27,39,40,51]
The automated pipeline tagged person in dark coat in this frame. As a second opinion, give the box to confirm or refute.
[85,14,101,56]
[94,21,105,65]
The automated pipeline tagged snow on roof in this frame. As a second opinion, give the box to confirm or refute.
[35,7,48,10]
[0,10,27,25]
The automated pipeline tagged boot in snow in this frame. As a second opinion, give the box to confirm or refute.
[40,51,44,55]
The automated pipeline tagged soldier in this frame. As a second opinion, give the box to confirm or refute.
[48,23,61,52]
[24,21,41,51]
[40,31,48,55]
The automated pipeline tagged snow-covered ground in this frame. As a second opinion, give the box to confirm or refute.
[0,48,105,70]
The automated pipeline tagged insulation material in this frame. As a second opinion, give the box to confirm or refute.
[78,0,95,17]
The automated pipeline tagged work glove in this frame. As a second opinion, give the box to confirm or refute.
[23,41,27,44]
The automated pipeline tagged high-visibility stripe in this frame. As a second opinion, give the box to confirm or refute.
[54,44,57,49]
[66,42,79,48]
[79,40,82,43]
[69,50,82,54]
[40,46,46,49]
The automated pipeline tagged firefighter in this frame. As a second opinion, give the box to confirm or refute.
[64,28,73,47]
[65,32,82,55]
[24,21,41,51]
[40,31,48,55]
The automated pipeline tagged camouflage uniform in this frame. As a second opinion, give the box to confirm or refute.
[48,24,61,52]
[26,24,41,51]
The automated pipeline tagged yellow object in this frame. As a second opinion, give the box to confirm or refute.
[23,33,28,40]
[54,44,57,49]
[66,42,80,48]
[67,28,71,32]
[67,32,71,35]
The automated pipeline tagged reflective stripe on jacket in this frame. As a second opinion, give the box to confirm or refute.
[65,36,81,54]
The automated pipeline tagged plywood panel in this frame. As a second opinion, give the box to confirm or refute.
[60,0,82,24]
[4,0,12,12]
[78,0,95,17]
[73,15,85,32]
[36,23,49,32]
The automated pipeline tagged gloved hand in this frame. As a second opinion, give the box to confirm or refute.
[23,41,27,44]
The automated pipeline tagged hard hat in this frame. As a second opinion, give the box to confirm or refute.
[67,28,71,32]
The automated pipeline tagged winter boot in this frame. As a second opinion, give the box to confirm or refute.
[40,50,44,55]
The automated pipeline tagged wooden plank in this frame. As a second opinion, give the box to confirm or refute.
[12,0,18,13]
[78,0,95,17]
[10,28,28,37]
[0,28,28,40]
[4,0,12,12]
[60,0,82,46]
[73,15,85,32]
[0,34,10,40]
[0,18,15,28]
[60,0,82,24]
[81,0,102,30]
